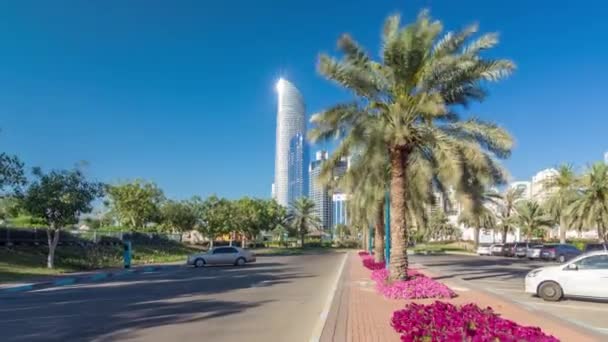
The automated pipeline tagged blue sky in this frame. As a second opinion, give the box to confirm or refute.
[1,0,607,199]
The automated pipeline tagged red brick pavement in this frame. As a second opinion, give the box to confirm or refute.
[320,251,601,342]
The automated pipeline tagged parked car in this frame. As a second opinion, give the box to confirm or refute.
[540,244,582,263]
[490,244,506,256]
[187,246,256,267]
[477,243,492,256]
[525,251,608,301]
[503,243,516,257]
[584,243,608,253]
[526,245,544,260]
[514,242,530,258]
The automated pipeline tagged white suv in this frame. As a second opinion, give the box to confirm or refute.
[525,251,608,301]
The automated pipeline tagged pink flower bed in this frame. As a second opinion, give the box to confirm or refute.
[371,269,456,300]
[391,301,559,342]
[359,252,454,299]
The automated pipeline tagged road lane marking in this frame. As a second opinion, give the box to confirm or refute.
[310,252,347,342]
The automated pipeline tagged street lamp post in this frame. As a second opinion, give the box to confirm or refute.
[385,190,391,269]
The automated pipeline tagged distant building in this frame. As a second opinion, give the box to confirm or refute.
[274,78,306,207]
[309,151,349,230]
[509,181,532,200]
[310,151,332,230]
[288,133,309,205]
[531,168,558,203]
[332,192,348,231]
[604,151,608,164]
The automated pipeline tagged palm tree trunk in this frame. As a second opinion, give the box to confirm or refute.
[374,199,385,263]
[474,225,480,248]
[389,147,409,281]
[361,226,367,250]
[559,214,567,244]
[502,224,508,244]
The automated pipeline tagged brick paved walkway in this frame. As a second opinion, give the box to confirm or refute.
[320,251,602,342]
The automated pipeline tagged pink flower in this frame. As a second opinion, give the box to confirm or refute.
[371,268,456,299]
[391,301,559,342]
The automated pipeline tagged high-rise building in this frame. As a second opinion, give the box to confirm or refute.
[604,151,608,164]
[310,151,349,230]
[273,78,306,207]
[288,133,309,205]
[332,192,348,229]
[531,168,558,203]
[509,181,532,199]
[310,151,332,229]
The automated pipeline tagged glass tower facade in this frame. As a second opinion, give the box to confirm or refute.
[273,78,306,207]
[288,133,309,205]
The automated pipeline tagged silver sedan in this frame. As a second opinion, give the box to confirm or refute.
[187,246,256,267]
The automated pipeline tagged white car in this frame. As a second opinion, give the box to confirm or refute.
[525,251,608,301]
[477,244,492,256]
[187,246,256,267]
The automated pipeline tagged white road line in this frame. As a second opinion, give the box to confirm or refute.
[309,252,348,342]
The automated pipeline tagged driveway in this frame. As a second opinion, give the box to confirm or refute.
[0,252,346,342]
[411,254,608,336]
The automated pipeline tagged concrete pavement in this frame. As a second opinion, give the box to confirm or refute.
[0,253,345,342]
[411,254,608,336]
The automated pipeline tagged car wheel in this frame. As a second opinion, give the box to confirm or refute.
[558,255,566,263]
[194,258,205,268]
[538,281,563,302]
[235,257,246,266]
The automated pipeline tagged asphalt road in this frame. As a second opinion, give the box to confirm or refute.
[410,254,608,335]
[0,252,346,342]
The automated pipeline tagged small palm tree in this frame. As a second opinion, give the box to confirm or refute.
[494,187,525,243]
[569,162,608,242]
[458,201,497,246]
[515,201,554,241]
[289,198,322,247]
[544,164,579,243]
[310,10,514,281]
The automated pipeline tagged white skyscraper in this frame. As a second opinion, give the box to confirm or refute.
[273,78,306,207]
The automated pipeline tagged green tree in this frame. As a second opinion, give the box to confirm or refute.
[494,187,525,243]
[105,180,165,230]
[458,198,497,246]
[161,200,198,232]
[569,162,608,242]
[196,195,234,248]
[335,224,351,239]
[22,168,103,268]
[515,201,553,241]
[0,152,26,194]
[289,197,321,247]
[543,164,579,244]
[427,210,459,241]
[310,10,513,280]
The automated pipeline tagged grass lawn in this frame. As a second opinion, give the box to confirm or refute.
[252,246,352,256]
[412,241,475,253]
[0,243,200,283]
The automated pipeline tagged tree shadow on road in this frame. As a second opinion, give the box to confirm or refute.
[0,259,314,342]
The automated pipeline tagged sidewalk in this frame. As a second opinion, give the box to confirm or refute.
[321,252,601,342]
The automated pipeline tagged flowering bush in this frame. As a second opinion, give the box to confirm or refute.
[372,269,456,299]
[362,256,386,270]
[391,301,559,342]
[358,251,370,257]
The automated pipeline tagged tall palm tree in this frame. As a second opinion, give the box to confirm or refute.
[569,162,608,242]
[544,164,579,243]
[310,10,514,280]
[515,201,554,241]
[495,187,525,243]
[289,198,322,247]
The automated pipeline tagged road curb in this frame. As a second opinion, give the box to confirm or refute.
[0,265,166,295]
[310,252,348,342]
